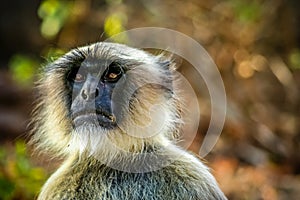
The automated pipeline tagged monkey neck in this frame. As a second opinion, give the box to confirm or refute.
[66,126,179,173]
[67,136,178,173]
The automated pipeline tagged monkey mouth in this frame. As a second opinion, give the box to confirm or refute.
[72,109,116,127]
[96,110,116,122]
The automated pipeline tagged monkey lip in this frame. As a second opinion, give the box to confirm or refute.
[72,109,116,123]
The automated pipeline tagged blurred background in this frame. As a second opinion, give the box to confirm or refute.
[0,0,300,199]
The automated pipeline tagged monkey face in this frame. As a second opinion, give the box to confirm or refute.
[67,60,123,129]
[32,42,178,156]
[60,43,174,132]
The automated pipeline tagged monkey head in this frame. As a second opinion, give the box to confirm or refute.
[31,42,180,161]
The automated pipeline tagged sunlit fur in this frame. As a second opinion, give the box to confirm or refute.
[30,42,227,200]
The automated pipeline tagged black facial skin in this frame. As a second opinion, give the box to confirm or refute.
[67,60,124,129]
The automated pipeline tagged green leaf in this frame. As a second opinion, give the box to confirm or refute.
[289,49,300,70]
[231,0,262,23]
[38,0,72,39]
[0,177,15,200]
[104,13,128,43]
[9,54,38,86]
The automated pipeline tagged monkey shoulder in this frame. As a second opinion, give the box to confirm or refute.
[41,153,226,200]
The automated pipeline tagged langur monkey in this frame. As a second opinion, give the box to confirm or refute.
[30,42,227,200]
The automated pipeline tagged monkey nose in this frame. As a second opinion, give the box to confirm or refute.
[81,88,99,101]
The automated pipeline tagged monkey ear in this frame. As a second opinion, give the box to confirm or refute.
[156,54,178,72]
[155,55,176,98]
[156,53,181,72]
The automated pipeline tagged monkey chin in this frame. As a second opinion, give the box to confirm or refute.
[72,112,116,129]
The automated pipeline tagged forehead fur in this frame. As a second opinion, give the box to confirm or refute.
[47,42,170,77]
[78,42,160,64]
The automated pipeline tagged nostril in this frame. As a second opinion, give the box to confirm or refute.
[81,90,88,100]
[95,88,99,97]
[81,88,99,101]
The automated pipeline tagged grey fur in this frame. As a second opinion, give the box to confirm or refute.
[31,42,227,200]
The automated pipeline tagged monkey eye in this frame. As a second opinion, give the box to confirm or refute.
[67,69,85,83]
[103,63,123,82]
[74,73,85,82]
